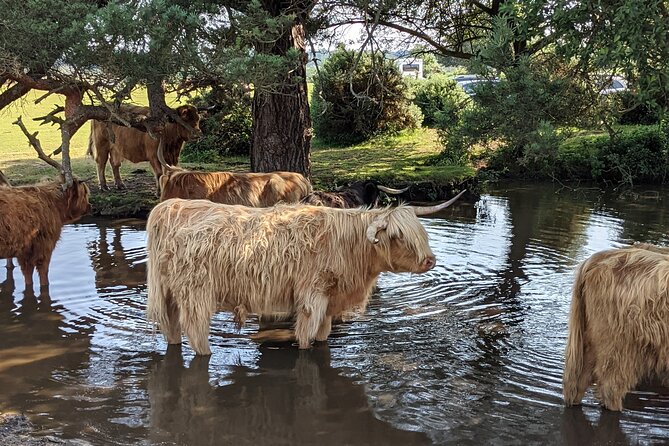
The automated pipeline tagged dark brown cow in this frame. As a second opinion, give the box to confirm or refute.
[88,104,201,191]
[301,181,409,208]
[0,178,91,289]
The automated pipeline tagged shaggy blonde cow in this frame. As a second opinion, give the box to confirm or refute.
[146,192,464,355]
[563,243,669,411]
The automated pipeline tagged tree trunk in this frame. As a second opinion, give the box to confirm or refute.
[251,1,313,177]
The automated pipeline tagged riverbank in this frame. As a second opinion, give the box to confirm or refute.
[0,128,476,218]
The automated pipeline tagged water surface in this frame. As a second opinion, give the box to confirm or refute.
[2,183,669,445]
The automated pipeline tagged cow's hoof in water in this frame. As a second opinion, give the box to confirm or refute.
[100,185,109,191]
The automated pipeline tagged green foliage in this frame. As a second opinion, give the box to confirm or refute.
[410,74,467,127]
[311,46,421,143]
[439,56,593,176]
[617,91,662,125]
[182,86,252,162]
[557,126,669,185]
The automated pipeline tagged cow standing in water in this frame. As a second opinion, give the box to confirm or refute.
[301,181,409,208]
[563,243,669,411]
[88,104,201,191]
[145,191,465,355]
[0,139,91,290]
[0,169,13,269]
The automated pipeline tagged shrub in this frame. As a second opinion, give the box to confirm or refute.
[311,46,421,143]
[182,85,252,162]
[556,126,669,184]
[617,91,661,125]
[410,74,468,128]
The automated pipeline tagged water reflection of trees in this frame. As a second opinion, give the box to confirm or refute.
[148,345,430,446]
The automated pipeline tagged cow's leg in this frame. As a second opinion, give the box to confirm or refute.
[95,151,110,191]
[163,292,182,345]
[36,252,53,289]
[295,290,328,349]
[315,316,332,342]
[594,352,636,411]
[565,344,596,406]
[5,258,13,269]
[17,257,34,289]
[182,310,213,356]
[111,163,125,190]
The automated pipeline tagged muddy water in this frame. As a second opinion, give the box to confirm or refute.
[2,183,669,445]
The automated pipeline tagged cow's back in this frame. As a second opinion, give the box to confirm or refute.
[580,247,669,347]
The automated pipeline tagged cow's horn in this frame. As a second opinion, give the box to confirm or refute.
[411,190,466,216]
[378,185,410,195]
[156,137,175,172]
[366,218,388,244]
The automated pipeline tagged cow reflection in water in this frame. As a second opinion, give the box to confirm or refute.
[88,223,146,291]
[148,344,429,446]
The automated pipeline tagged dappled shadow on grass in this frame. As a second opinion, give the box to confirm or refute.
[311,130,473,188]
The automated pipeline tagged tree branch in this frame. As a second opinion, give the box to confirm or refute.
[0,82,32,110]
[13,116,63,173]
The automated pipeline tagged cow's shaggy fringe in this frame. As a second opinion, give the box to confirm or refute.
[88,104,200,190]
[0,180,90,288]
[159,169,312,206]
[563,243,669,411]
[146,199,434,355]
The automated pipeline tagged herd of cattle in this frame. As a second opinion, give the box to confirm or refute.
[1,104,669,412]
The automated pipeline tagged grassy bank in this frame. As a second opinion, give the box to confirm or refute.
[0,91,474,216]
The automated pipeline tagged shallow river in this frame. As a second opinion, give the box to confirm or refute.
[2,182,669,445]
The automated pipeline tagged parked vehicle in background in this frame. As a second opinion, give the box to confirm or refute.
[599,76,628,95]
[454,75,500,96]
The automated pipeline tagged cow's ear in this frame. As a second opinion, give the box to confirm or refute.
[366,216,388,244]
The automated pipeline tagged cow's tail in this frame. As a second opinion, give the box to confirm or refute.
[145,213,170,337]
[563,259,589,406]
[86,123,96,159]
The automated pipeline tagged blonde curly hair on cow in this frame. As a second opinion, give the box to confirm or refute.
[146,199,436,355]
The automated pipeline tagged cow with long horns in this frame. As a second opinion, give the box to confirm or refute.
[88,104,201,191]
[146,191,465,355]
[301,181,409,208]
[157,140,311,206]
[563,243,669,411]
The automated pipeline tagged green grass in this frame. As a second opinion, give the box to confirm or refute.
[0,87,473,215]
[310,128,474,189]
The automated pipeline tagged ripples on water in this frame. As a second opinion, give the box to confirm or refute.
[1,183,669,445]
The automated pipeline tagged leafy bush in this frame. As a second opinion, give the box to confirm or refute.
[557,126,669,184]
[435,57,594,176]
[311,46,421,143]
[410,74,467,128]
[182,86,252,162]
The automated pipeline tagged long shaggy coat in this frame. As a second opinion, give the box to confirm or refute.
[0,180,91,288]
[563,243,669,411]
[146,199,436,355]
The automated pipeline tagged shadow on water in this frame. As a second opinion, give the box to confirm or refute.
[148,344,430,446]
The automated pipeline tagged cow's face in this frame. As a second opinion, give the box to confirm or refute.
[175,105,202,141]
[63,179,92,223]
[367,207,436,274]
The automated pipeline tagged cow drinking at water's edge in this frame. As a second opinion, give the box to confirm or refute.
[146,191,465,355]
[563,243,669,411]
[88,104,201,191]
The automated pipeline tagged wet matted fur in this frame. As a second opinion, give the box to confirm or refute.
[146,198,437,355]
[563,243,669,411]
[0,179,91,288]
